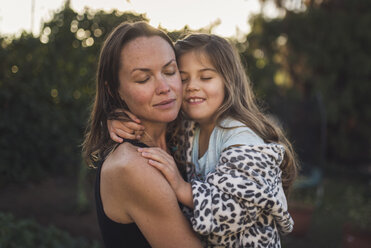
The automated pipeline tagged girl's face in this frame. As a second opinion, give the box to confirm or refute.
[179,51,225,126]
[118,36,182,124]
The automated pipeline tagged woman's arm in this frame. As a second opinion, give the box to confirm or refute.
[101,143,202,248]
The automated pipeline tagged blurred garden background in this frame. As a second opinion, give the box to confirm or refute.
[0,0,370,247]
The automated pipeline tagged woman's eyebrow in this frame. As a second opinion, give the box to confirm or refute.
[131,59,176,73]
[131,67,150,73]
[162,59,176,68]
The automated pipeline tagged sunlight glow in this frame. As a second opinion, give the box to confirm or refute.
[0,0,265,38]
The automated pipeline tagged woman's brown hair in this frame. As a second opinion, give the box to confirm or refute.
[175,34,299,194]
[82,21,175,166]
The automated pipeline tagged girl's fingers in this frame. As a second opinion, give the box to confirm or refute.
[138,148,173,164]
[122,109,141,123]
[124,121,145,132]
[138,147,169,157]
[115,128,137,140]
[147,160,173,180]
[140,151,167,165]
[109,131,123,143]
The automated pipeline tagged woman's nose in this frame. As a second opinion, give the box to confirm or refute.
[155,76,170,94]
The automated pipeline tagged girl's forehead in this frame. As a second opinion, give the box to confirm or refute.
[179,50,214,68]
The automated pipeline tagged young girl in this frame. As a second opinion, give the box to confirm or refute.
[108,34,298,247]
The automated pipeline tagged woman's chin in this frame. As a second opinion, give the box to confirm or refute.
[145,111,178,124]
[162,112,179,123]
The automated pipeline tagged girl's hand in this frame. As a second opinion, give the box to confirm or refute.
[107,109,145,142]
[138,147,194,208]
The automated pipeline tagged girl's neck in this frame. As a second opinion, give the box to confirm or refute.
[198,121,216,158]
[138,121,168,151]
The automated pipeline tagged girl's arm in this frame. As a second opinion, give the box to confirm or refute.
[188,144,293,236]
[140,144,293,237]
[138,147,194,208]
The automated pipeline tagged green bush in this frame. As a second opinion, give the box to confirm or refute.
[0,5,147,184]
[0,212,100,248]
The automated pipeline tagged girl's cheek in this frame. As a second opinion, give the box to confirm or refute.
[181,103,186,111]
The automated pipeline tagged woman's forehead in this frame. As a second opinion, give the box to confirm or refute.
[120,36,175,70]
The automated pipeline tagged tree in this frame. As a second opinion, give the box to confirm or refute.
[240,0,371,164]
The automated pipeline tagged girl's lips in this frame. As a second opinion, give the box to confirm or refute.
[186,97,205,105]
[153,99,176,109]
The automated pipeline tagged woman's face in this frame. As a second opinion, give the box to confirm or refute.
[118,36,182,124]
[179,51,225,126]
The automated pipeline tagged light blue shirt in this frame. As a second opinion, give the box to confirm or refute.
[191,118,265,180]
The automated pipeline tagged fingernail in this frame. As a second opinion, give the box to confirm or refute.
[137,148,143,152]
[136,135,141,139]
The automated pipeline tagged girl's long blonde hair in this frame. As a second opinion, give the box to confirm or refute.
[175,34,299,194]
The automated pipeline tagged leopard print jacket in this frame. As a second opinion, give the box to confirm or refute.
[179,120,294,248]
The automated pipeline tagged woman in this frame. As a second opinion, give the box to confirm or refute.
[82,22,202,248]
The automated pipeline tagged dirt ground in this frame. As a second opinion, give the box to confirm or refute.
[0,175,103,245]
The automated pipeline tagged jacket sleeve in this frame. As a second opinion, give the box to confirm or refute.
[188,144,293,237]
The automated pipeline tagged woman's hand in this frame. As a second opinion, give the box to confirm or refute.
[107,109,145,142]
[138,147,194,208]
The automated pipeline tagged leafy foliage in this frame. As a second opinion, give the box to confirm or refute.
[0,0,369,185]
[238,0,371,165]
[0,5,147,184]
[0,212,100,248]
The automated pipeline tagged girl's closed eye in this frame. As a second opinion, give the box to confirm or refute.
[200,73,213,81]
[180,74,189,83]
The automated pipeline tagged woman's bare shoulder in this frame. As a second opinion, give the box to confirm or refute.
[102,142,174,200]
[103,142,140,170]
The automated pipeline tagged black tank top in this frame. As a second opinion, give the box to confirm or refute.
[95,140,151,248]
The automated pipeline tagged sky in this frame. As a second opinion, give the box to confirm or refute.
[0,0,281,38]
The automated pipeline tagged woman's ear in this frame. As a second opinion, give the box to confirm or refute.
[105,81,114,98]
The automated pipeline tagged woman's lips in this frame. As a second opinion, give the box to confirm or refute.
[153,99,176,109]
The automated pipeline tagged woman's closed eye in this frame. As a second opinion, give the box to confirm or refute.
[135,77,150,83]
[164,70,176,76]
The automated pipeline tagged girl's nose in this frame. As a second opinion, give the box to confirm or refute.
[185,79,200,92]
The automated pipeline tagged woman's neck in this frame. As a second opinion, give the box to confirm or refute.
[138,121,168,151]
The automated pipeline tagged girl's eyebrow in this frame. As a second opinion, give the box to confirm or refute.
[199,68,217,72]
[131,59,176,73]
[179,68,216,74]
